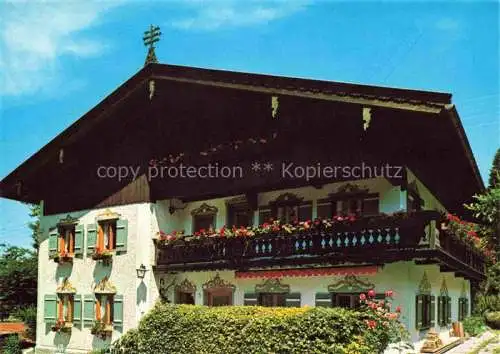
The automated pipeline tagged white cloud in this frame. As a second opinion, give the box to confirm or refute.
[0,1,121,96]
[171,0,310,30]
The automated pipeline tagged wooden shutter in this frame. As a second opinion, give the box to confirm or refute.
[48,228,58,258]
[464,298,469,318]
[74,225,84,256]
[285,293,301,307]
[113,295,123,330]
[116,219,128,253]
[44,294,57,324]
[315,293,332,307]
[87,224,97,255]
[244,293,258,306]
[437,297,443,326]
[73,294,82,326]
[415,295,423,329]
[430,295,436,327]
[83,294,96,326]
[446,297,452,324]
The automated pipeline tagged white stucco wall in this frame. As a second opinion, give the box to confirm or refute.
[36,203,154,354]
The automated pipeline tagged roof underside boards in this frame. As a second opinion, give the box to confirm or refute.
[0,63,483,217]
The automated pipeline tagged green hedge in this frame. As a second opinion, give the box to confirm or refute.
[111,303,389,354]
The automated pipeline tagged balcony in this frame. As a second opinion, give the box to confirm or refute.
[154,211,486,280]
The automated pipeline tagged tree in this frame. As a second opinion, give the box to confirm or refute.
[488,148,500,189]
[27,204,41,253]
[0,245,37,316]
[465,149,500,254]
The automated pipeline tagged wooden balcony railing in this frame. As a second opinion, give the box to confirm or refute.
[155,211,486,277]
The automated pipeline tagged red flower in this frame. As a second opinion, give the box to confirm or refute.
[385,290,394,297]
[199,228,206,234]
[396,306,401,313]
[366,320,376,329]
[367,289,376,298]
[359,293,366,301]
[194,231,201,237]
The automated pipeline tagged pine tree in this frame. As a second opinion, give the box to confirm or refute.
[488,148,500,189]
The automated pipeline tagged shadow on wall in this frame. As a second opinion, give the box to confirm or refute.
[93,262,112,287]
[92,334,112,351]
[53,331,71,352]
[54,263,73,283]
[137,282,147,306]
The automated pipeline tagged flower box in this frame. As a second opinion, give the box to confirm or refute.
[50,252,74,264]
[90,321,113,338]
[91,250,114,262]
[51,320,72,333]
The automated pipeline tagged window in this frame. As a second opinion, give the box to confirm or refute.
[438,296,451,326]
[58,295,74,323]
[458,297,469,321]
[259,293,286,307]
[82,293,123,333]
[416,294,435,330]
[59,225,75,256]
[259,208,272,224]
[227,203,253,228]
[317,195,379,219]
[98,221,116,251]
[175,279,196,305]
[95,295,114,327]
[332,293,362,309]
[205,289,232,306]
[191,203,218,233]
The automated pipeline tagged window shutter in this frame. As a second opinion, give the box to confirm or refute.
[464,298,469,318]
[83,294,95,326]
[258,209,272,224]
[87,224,97,255]
[244,293,258,306]
[113,295,123,330]
[315,293,332,307]
[73,294,82,326]
[437,297,443,326]
[285,293,301,307]
[446,297,451,324]
[44,294,57,324]
[48,228,58,258]
[74,225,84,256]
[116,219,128,253]
[415,295,423,329]
[430,295,436,327]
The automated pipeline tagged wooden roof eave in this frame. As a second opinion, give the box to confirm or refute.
[150,73,446,114]
[0,65,154,202]
[442,104,485,193]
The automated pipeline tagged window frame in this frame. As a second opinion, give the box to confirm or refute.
[97,220,117,252]
[58,224,76,256]
[258,293,287,307]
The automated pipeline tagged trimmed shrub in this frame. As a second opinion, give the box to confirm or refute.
[2,334,22,354]
[114,303,400,354]
[485,311,500,329]
[462,316,488,336]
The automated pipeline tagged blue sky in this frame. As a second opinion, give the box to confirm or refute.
[0,0,498,248]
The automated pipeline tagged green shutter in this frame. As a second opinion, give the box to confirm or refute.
[113,295,123,330]
[74,225,84,257]
[446,297,451,324]
[116,219,128,253]
[416,295,423,329]
[87,224,97,255]
[464,298,469,318]
[44,294,57,323]
[48,228,58,258]
[73,294,82,326]
[244,293,258,306]
[315,293,332,307]
[437,297,443,326]
[430,295,436,327]
[285,293,301,307]
[83,294,96,326]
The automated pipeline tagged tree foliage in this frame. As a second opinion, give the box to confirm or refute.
[488,148,500,189]
[0,245,37,315]
[27,203,41,252]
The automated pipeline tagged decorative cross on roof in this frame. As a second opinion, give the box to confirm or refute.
[143,25,161,66]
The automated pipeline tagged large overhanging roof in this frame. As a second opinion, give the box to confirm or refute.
[0,63,484,216]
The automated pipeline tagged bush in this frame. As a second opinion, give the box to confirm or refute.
[475,295,500,315]
[113,303,399,354]
[2,334,22,354]
[462,316,488,336]
[485,311,500,329]
[11,305,37,340]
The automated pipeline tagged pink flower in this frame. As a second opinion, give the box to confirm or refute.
[396,306,401,313]
[368,289,376,298]
[359,293,366,301]
[385,290,394,297]
[366,320,377,329]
